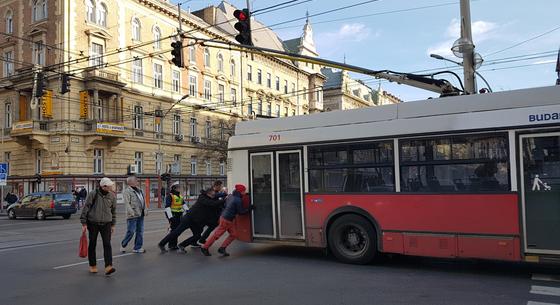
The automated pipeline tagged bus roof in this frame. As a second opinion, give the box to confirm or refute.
[230,85,560,149]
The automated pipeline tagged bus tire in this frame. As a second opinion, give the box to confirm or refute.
[328,214,377,264]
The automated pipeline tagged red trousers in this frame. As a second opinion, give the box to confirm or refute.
[203,217,237,249]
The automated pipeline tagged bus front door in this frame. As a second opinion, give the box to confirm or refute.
[520,133,560,254]
[250,150,304,240]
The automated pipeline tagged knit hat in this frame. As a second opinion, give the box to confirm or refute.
[234,184,247,193]
[99,177,115,187]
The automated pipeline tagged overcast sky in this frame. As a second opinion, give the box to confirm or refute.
[174,0,560,101]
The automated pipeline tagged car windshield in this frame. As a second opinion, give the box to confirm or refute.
[55,194,74,201]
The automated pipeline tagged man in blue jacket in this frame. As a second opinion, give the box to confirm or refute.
[201,184,250,257]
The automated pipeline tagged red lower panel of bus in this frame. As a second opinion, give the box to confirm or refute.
[305,193,521,261]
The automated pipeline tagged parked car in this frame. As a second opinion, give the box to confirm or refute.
[7,192,78,220]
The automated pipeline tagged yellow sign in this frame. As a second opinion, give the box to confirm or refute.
[80,91,89,119]
[96,122,125,134]
[41,90,53,118]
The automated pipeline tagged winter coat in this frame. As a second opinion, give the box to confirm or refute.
[188,191,224,226]
[123,186,147,219]
[80,189,116,225]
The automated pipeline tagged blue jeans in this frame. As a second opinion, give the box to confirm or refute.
[121,216,144,250]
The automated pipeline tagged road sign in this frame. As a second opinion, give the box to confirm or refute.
[0,163,8,186]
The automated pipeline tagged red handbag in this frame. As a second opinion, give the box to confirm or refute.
[79,231,88,258]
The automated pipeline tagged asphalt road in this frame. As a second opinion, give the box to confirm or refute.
[1,209,560,305]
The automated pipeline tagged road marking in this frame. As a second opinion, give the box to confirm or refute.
[533,274,560,282]
[53,253,135,270]
[0,240,75,253]
[530,285,560,297]
[527,302,560,305]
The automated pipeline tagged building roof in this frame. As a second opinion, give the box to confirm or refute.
[322,68,343,89]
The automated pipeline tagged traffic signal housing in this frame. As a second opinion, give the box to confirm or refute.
[35,174,42,184]
[35,72,47,98]
[233,9,252,46]
[160,173,171,182]
[171,41,184,68]
[60,74,70,94]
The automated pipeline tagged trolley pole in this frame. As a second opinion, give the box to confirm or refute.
[460,0,476,94]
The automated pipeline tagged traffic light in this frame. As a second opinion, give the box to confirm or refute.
[34,72,47,98]
[160,173,171,182]
[35,174,42,184]
[60,74,70,94]
[233,9,252,46]
[170,41,184,68]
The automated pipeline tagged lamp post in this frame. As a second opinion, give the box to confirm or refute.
[430,54,493,93]
[450,0,476,94]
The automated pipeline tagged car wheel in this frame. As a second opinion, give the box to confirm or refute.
[62,214,71,219]
[328,214,377,264]
[36,209,46,220]
[8,209,16,220]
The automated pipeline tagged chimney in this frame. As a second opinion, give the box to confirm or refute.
[192,6,216,25]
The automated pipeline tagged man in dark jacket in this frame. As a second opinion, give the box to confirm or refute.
[198,180,227,244]
[158,188,222,253]
[4,190,18,206]
[201,184,250,257]
[80,177,117,276]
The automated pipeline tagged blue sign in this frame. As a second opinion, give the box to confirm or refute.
[0,163,7,186]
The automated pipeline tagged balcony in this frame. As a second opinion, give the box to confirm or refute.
[9,120,50,148]
[82,68,126,91]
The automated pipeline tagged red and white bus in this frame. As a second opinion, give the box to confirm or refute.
[228,85,560,264]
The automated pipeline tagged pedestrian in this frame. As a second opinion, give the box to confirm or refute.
[120,175,147,254]
[78,187,88,209]
[201,184,251,257]
[4,190,18,205]
[80,177,117,275]
[164,182,184,250]
[158,188,222,253]
[198,180,227,244]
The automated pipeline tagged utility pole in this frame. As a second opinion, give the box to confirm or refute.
[460,0,476,94]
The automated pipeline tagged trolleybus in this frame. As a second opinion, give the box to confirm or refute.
[228,85,560,264]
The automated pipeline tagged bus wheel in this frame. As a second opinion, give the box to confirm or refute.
[328,214,377,264]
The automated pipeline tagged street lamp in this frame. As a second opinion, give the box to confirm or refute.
[430,53,493,93]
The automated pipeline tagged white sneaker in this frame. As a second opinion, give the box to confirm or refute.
[119,246,126,253]
[133,248,146,253]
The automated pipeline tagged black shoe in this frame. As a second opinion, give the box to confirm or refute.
[198,238,206,244]
[169,246,179,251]
[201,247,211,256]
[158,244,167,253]
[177,245,187,254]
[218,247,230,257]
[190,242,201,248]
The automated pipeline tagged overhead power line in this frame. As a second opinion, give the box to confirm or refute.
[485,25,560,58]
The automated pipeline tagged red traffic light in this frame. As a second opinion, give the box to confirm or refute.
[234,9,248,21]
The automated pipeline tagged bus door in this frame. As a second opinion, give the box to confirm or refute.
[250,150,304,240]
[520,133,560,254]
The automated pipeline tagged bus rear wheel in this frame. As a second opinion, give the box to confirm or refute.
[328,214,377,264]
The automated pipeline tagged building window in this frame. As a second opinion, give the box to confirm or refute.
[190,117,197,137]
[153,26,161,49]
[94,98,103,121]
[230,60,236,77]
[292,83,296,95]
[205,120,211,140]
[303,87,307,100]
[132,58,143,83]
[172,70,180,93]
[154,114,162,134]
[153,63,163,89]
[284,80,288,94]
[33,41,45,65]
[284,107,288,117]
[189,43,195,63]
[266,73,271,88]
[276,104,280,117]
[5,102,12,128]
[248,101,253,116]
[134,152,143,174]
[219,121,225,141]
[218,84,225,104]
[316,87,323,104]
[204,48,210,67]
[90,42,104,67]
[35,149,42,174]
[267,103,272,116]
[93,149,103,174]
[217,53,224,72]
[6,10,13,34]
[133,105,143,130]
[173,114,181,135]
[205,159,211,175]
[190,156,197,175]
[173,154,181,174]
[155,153,163,174]
[275,76,280,91]
[189,75,197,96]
[132,18,141,41]
[203,80,211,101]
[219,161,225,176]
[257,100,263,115]
[32,0,47,22]
[231,88,237,106]
[257,69,262,85]
[96,3,107,27]
[247,65,252,81]
[4,51,13,77]
[86,0,95,22]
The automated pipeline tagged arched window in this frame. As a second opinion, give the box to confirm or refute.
[86,0,95,23]
[5,10,13,34]
[33,0,47,22]
[204,48,210,67]
[217,53,224,72]
[230,59,236,77]
[96,2,107,27]
[132,18,141,41]
[153,26,161,49]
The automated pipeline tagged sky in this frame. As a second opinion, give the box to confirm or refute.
[174,0,560,101]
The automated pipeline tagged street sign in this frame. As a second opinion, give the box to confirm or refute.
[0,163,7,186]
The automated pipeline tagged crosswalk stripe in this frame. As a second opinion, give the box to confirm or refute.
[530,285,560,297]
[527,301,560,305]
[533,274,560,282]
